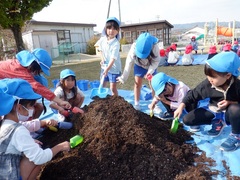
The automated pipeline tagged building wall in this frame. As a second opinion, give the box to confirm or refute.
[22,21,96,56]
[120,21,173,46]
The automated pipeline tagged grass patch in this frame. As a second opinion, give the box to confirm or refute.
[48,57,206,90]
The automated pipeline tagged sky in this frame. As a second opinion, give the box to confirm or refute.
[32,0,239,32]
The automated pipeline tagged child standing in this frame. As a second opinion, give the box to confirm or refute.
[190,36,198,54]
[97,17,122,96]
[174,51,240,152]
[181,44,194,65]
[117,32,160,110]
[0,78,70,180]
[50,69,85,121]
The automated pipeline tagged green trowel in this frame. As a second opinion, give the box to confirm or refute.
[170,117,179,134]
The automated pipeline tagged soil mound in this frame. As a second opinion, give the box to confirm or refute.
[38,96,217,179]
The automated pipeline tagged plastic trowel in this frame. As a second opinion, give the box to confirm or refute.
[170,117,179,133]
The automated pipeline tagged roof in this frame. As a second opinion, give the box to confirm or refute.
[27,19,96,27]
[120,20,174,28]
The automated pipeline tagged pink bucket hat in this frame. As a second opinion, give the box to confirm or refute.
[223,43,232,51]
[185,45,192,54]
[209,45,217,54]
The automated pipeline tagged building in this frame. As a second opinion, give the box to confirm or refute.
[120,20,174,46]
[22,20,96,58]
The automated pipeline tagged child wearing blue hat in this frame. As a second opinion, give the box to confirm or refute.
[174,51,240,151]
[117,32,160,110]
[50,69,85,121]
[0,78,70,180]
[0,48,71,118]
[150,72,197,122]
[97,17,122,96]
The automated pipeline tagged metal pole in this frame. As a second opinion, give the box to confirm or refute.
[107,0,112,19]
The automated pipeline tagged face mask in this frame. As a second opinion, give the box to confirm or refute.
[17,105,34,122]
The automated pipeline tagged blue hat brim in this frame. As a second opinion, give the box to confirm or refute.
[16,50,35,67]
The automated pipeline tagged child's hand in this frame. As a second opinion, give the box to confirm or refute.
[34,139,43,147]
[217,100,229,110]
[148,103,155,110]
[60,141,71,152]
[116,76,124,84]
[46,119,58,127]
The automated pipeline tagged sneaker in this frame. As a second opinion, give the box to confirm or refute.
[154,105,162,114]
[159,111,174,121]
[134,104,141,111]
[220,134,240,151]
[189,126,201,132]
[58,113,66,122]
[207,119,225,137]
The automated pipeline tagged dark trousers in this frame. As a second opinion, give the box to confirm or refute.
[183,104,240,134]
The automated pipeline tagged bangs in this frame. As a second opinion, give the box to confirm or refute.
[204,63,228,77]
[106,21,119,30]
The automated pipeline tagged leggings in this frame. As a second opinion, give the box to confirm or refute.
[183,104,240,134]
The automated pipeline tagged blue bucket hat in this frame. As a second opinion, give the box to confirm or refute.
[151,72,179,96]
[16,48,52,76]
[0,78,41,116]
[60,69,76,79]
[206,51,240,76]
[135,32,158,59]
[106,17,121,26]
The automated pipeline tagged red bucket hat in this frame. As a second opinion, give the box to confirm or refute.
[170,44,176,51]
[209,45,217,54]
[185,45,192,54]
[159,49,165,57]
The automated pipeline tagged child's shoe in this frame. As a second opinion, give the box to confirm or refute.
[134,104,141,111]
[189,126,201,132]
[159,111,174,121]
[220,134,240,151]
[207,119,225,137]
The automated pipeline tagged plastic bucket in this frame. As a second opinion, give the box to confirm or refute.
[52,79,60,88]
[77,80,89,91]
[89,80,100,89]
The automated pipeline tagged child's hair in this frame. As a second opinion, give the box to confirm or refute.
[60,76,78,100]
[9,99,36,113]
[204,63,228,77]
[136,51,156,66]
[27,61,42,75]
[104,20,120,35]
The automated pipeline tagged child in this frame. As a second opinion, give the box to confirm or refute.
[232,40,239,53]
[117,32,160,110]
[181,44,194,65]
[0,48,71,118]
[159,49,168,66]
[207,45,218,60]
[167,44,179,66]
[190,36,198,54]
[0,78,70,180]
[50,69,85,121]
[174,51,240,152]
[149,72,198,126]
[98,17,122,96]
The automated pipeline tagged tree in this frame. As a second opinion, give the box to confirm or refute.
[0,0,53,52]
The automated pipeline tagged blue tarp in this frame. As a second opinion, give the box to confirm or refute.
[39,86,240,179]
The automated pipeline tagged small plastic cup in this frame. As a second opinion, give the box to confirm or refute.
[70,135,84,148]
[58,122,73,129]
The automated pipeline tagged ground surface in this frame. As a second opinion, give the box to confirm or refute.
[37,96,219,180]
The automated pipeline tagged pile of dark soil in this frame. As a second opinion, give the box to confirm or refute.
[37,96,218,179]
